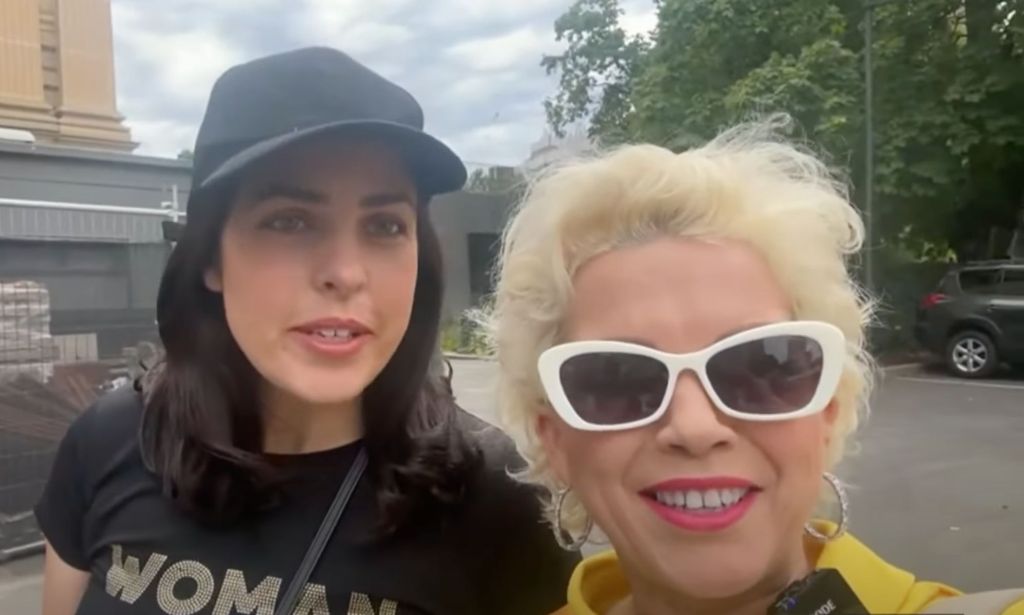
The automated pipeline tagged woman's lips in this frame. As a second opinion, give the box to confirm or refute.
[643,489,759,532]
[289,318,374,358]
[641,477,761,532]
[289,329,371,358]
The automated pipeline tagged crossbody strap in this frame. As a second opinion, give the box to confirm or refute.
[274,447,368,615]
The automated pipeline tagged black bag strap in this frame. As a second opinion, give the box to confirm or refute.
[274,447,368,615]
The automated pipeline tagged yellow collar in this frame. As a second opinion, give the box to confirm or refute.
[563,525,960,614]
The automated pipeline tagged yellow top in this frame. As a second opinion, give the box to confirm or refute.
[554,529,966,614]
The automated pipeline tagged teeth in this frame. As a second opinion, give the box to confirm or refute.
[721,488,745,506]
[313,329,353,340]
[653,487,750,510]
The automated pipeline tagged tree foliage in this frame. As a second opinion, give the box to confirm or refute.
[543,0,1024,259]
[541,0,650,144]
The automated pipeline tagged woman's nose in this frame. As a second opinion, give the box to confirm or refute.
[654,371,737,456]
[313,228,368,297]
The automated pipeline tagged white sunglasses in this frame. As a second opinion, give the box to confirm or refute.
[538,321,846,432]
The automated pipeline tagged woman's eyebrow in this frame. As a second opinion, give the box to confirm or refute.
[252,182,327,204]
[360,192,415,209]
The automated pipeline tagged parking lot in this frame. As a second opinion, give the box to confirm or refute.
[837,365,1024,591]
[1,360,1021,611]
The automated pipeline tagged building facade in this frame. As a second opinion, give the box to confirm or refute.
[0,0,134,151]
[0,141,509,359]
[521,127,595,177]
[0,143,189,358]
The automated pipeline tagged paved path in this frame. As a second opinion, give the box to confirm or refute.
[0,553,42,614]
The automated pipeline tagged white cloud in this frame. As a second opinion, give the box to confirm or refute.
[322,22,414,55]
[446,71,522,103]
[125,118,196,158]
[169,0,282,9]
[299,0,414,27]
[112,3,243,105]
[448,121,539,166]
[422,0,565,27]
[106,0,630,164]
[294,0,415,53]
[445,27,559,72]
[621,2,658,37]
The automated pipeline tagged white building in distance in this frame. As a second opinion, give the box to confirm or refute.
[521,126,595,177]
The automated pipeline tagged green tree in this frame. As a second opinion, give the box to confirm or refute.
[865,0,1024,258]
[543,0,1024,258]
[946,0,1024,256]
[632,0,861,154]
[541,0,650,144]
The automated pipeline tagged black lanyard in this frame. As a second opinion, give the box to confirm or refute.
[273,447,368,615]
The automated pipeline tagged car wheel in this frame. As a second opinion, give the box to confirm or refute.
[945,331,998,379]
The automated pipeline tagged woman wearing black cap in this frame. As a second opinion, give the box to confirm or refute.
[35,47,578,615]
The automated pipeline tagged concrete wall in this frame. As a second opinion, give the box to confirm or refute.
[431,190,511,320]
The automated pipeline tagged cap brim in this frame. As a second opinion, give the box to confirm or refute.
[198,119,467,196]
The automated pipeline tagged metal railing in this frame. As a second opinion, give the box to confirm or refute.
[0,197,170,558]
[0,197,183,221]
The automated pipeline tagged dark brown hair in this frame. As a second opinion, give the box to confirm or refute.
[140,179,478,533]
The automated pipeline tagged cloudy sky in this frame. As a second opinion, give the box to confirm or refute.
[109,0,657,167]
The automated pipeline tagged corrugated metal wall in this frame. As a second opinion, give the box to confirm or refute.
[0,202,167,243]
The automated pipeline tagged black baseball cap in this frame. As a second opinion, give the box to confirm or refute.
[189,47,467,199]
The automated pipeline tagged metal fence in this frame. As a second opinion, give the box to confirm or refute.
[0,195,176,558]
[0,277,163,558]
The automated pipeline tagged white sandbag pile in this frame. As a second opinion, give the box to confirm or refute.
[0,281,58,382]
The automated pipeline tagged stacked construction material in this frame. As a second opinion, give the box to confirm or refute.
[0,281,58,383]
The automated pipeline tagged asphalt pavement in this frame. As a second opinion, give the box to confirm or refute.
[837,364,1024,591]
[1,361,1021,613]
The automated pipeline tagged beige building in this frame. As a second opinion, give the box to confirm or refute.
[0,0,134,151]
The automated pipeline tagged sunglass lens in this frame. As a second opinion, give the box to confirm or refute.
[559,352,669,425]
[706,335,824,415]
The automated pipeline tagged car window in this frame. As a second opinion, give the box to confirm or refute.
[958,268,1003,294]
[999,269,1024,297]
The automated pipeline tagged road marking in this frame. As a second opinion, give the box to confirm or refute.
[897,376,1024,390]
[882,363,922,373]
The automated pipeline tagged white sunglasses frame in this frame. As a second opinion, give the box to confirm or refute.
[537,321,847,432]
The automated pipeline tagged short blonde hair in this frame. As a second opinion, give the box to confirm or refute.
[486,118,874,536]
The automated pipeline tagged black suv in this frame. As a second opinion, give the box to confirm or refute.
[915,260,1024,378]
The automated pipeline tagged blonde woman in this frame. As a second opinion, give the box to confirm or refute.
[489,119,1024,615]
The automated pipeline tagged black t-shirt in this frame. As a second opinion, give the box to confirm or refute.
[35,387,579,615]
